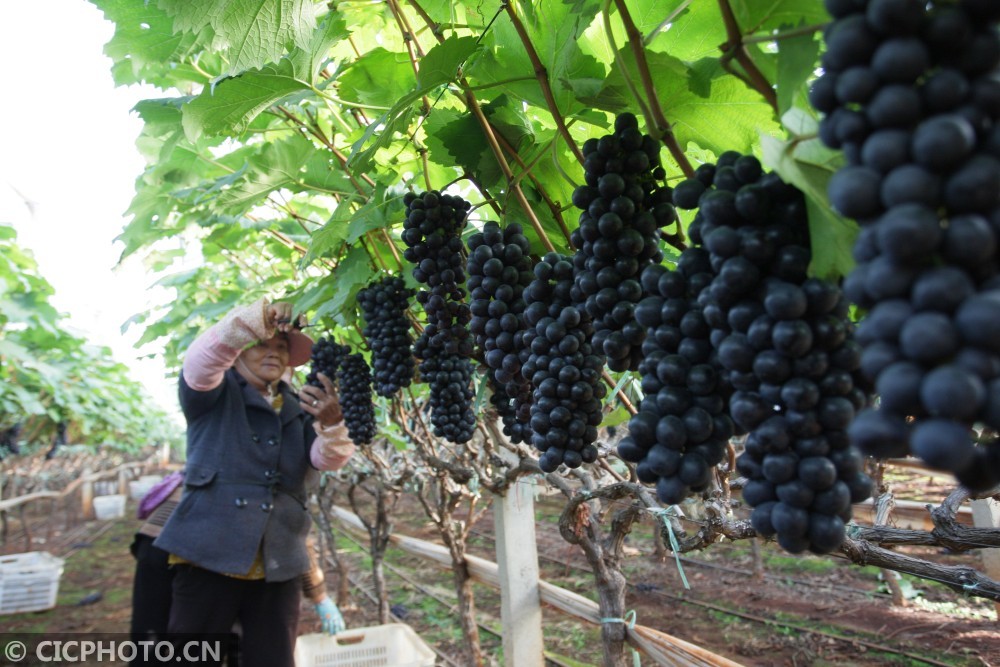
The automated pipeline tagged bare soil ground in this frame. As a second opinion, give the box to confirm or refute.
[1,470,998,667]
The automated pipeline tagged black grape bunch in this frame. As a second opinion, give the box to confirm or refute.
[467,221,535,444]
[339,352,377,445]
[358,276,416,397]
[569,112,676,372]
[673,154,874,554]
[306,337,350,388]
[617,246,736,505]
[811,0,1000,490]
[401,189,477,444]
[522,253,607,472]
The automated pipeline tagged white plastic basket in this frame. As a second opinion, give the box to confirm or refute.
[93,494,126,520]
[295,625,435,667]
[0,551,65,614]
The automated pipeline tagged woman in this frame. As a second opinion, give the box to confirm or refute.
[154,299,354,667]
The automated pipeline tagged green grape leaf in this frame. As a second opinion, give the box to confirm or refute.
[474,2,603,113]
[731,0,831,34]
[302,199,354,267]
[345,103,417,175]
[645,0,726,62]
[346,187,405,244]
[158,0,318,75]
[216,135,315,212]
[299,152,355,195]
[589,51,780,155]
[288,11,350,82]
[93,0,192,86]
[181,59,311,140]
[423,109,503,191]
[761,126,856,282]
[338,48,415,108]
[309,246,374,324]
[417,36,481,90]
[485,94,536,153]
[775,28,820,115]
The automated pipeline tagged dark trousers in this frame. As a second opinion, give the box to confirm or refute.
[168,564,301,667]
[130,534,178,667]
[130,534,174,640]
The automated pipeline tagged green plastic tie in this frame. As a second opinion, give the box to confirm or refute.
[599,611,640,667]
[651,507,691,590]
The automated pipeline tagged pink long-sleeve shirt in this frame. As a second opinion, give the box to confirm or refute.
[182,298,355,470]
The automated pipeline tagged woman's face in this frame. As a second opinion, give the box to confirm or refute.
[237,335,291,388]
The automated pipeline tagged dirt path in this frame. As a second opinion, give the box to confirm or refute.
[2,492,998,666]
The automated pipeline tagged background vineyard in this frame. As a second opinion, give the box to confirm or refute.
[1,1,998,666]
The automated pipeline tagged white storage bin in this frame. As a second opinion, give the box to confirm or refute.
[295,624,435,667]
[0,551,65,614]
[93,494,126,520]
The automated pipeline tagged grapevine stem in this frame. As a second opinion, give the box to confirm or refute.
[364,232,391,272]
[601,370,637,415]
[503,1,586,165]
[405,0,560,252]
[406,387,436,442]
[359,235,383,272]
[402,0,569,251]
[601,1,653,128]
[716,0,779,115]
[386,0,433,122]
[419,147,433,192]
[611,0,695,178]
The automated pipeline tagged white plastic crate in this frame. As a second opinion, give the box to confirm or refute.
[295,624,435,667]
[0,551,64,614]
[93,494,126,520]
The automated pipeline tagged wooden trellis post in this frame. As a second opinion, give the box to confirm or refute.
[80,466,94,520]
[970,497,1000,616]
[493,449,544,667]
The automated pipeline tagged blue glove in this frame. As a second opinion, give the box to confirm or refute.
[315,597,346,635]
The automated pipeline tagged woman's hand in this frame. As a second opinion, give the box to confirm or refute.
[299,372,343,427]
[265,302,300,333]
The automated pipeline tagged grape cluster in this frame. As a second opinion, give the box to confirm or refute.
[523,253,606,472]
[467,221,535,443]
[675,155,873,553]
[811,0,1000,489]
[306,338,349,387]
[358,277,416,397]
[569,112,675,372]
[339,352,377,445]
[402,190,476,443]
[617,248,735,504]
